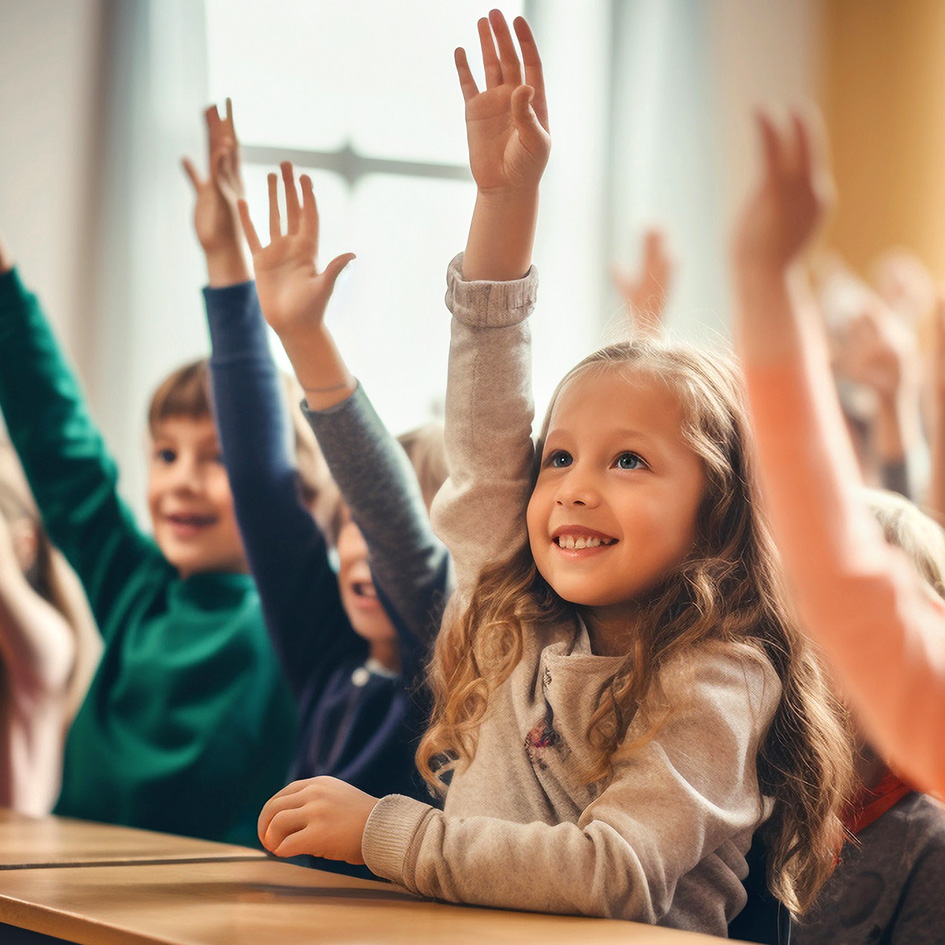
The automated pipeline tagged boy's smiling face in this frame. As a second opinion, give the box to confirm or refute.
[147,415,248,579]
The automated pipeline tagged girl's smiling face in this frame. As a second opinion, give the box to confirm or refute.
[526,365,705,627]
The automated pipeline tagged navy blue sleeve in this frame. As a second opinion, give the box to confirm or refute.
[204,282,364,698]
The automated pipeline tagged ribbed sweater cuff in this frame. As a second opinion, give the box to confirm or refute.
[446,252,537,329]
[362,794,434,886]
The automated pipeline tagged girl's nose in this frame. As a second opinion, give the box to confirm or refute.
[554,471,600,508]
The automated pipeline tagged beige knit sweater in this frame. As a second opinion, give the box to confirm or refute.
[361,256,780,935]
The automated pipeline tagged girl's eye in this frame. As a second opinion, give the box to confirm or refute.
[155,448,176,464]
[615,452,646,470]
[547,450,573,469]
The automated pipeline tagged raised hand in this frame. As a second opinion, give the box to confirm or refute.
[456,11,550,196]
[833,302,915,404]
[182,99,248,282]
[257,776,377,862]
[611,228,674,339]
[239,162,355,344]
[238,163,356,406]
[733,111,833,272]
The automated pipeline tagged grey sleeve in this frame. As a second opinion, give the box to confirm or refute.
[303,384,450,650]
[430,253,540,601]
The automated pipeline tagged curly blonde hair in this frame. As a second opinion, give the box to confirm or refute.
[418,340,855,916]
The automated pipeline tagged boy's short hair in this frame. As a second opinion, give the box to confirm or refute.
[148,358,212,433]
[865,488,945,600]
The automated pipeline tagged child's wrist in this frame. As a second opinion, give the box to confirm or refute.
[206,247,251,287]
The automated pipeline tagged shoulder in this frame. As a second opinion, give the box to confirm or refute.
[657,639,781,724]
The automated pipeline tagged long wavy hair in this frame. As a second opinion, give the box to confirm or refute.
[417,340,855,916]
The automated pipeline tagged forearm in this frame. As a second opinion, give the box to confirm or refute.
[736,265,945,795]
[462,189,539,282]
[277,325,356,411]
[206,245,251,288]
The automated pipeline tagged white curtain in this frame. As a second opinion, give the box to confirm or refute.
[88,0,209,525]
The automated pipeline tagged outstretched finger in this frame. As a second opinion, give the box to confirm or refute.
[489,9,523,87]
[300,174,318,243]
[181,157,204,191]
[513,17,548,130]
[205,103,221,135]
[237,199,263,255]
[755,110,782,178]
[281,162,301,234]
[477,16,502,89]
[267,172,282,242]
[454,47,480,102]
[224,96,235,136]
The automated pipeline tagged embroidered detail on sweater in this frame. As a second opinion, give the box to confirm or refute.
[525,709,567,770]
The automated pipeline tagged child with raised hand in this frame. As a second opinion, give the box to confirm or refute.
[794,489,945,944]
[731,111,945,799]
[256,12,853,933]
[185,101,450,824]
[0,224,295,844]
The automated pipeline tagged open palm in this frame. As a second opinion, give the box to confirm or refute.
[238,163,354,341]
[456,12,550,194]
[734,112,833,269]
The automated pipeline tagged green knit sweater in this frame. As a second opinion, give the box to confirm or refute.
[0,269,297,846]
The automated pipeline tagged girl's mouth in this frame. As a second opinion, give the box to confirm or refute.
[553,534,617,550]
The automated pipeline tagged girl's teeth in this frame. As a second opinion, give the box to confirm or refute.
[558,535,607,549]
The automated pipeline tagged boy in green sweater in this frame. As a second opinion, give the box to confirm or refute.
[0,218,297,846]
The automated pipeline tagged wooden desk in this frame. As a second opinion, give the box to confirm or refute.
[0,813,738,944]
[0,810,265,869]
[0,857,728,945]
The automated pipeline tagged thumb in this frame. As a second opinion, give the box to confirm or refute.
[511,85,549,154]
[320,253,357,293]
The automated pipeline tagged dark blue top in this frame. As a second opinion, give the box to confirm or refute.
[204,282,451,809]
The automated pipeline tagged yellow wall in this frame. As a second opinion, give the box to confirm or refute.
[822,0,945,278]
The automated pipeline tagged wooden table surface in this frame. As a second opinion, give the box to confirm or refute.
[0,811,738,944]
[0,809,265,869]
[0,857,729,945]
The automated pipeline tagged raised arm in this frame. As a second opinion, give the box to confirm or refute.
[0,233,157,629]
[238,162,448,667]
[188,106,352,692]
[430,12,550,597]
[732,111,945,796]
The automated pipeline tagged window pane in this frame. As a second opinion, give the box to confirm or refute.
[206,0,523,165]
[331,173,475,433]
